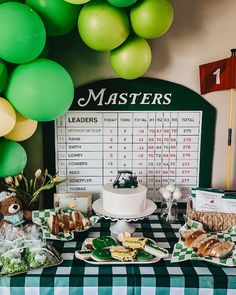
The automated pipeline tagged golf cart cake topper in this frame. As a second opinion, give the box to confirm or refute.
[113,170,138,189]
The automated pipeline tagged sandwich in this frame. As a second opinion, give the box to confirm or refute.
[59,214,71,233]
[47,214,60,235]
[180,228,235,259]
[208,241,235,258]
[183,229,206,247]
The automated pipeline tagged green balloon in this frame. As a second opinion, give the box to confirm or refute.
[0,59,8,93]
[26,0,80,36]
[39,40,50,58]
[110,36,151,80]
[107,0,138,8]
[130,0,173,39]
[0,139,27,177]
[0,0,23,3]
[0,2,46,64]
[5,58,74,122]
[78,0,130,51]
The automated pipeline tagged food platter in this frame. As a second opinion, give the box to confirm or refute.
[171,216,236,267]
[75,236,169,265]
[32,208,100,241]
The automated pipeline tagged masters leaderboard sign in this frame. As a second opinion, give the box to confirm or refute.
[45,78,216,202]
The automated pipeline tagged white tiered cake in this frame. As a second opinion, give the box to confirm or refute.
[102,183,147,216]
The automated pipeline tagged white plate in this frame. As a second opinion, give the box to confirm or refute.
[75,237,164,265]
[92,199,157,220]
[75,252,161,265]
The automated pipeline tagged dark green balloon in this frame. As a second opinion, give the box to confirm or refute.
[5,58,74,122]
[107,0,137,8]
[0,59,8,93]
[26,0,80,36]
[0,139,27,177]
[0,0,23,3]
[0,2,46,64]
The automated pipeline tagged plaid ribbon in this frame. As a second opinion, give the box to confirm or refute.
[1,213,236,295]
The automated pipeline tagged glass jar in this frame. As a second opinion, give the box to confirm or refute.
[160,198,178,223]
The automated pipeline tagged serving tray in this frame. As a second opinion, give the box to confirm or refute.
[75,237,168,265]
[0,244,63,277]
[32,208,100,241]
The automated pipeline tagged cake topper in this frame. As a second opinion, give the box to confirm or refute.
[113,170,138,189]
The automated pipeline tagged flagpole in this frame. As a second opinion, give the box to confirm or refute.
[226,49,236,190]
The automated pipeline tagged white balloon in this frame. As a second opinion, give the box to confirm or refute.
[159,187,165,194]
[173,189,182,200]
[165,184,175,193]
[162,189,171,200]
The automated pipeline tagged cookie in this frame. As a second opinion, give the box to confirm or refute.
[117,232,131,243]
[110,246,137,262]
[122,237,147,249]
[75,250,92,260]
[144,240,169,258]
[92,236,117,249]
[84,238,94,250]
[91,248,112,262]
[136,249,154,261]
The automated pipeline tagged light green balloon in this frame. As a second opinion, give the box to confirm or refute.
[5,58,74,122]
[110,36,152,80]
[0,2,46,64]
[0,139,27,177]
[26,0,80,36]
[0,59,8,93]
[130,0,173,39]
[78,0,130,51]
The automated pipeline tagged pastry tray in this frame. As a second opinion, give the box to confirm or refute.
[0,244,63,277]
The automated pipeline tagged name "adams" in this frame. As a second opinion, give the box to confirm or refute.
[77,88,172,107]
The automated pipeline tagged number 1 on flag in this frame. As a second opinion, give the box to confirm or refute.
[199,50,236,189]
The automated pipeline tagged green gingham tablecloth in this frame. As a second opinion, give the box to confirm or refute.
[1,213,236,295]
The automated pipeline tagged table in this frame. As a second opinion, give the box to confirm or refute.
[1,214,236,295]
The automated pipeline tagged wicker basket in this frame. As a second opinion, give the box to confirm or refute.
[186,198,236,231]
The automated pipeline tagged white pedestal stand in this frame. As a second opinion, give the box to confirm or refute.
[92,199,157,235]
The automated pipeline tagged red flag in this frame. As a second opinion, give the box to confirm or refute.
[199,56,236,94]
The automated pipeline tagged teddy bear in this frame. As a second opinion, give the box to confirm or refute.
[0,191,32,227]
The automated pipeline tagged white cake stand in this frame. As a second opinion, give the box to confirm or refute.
[92,199,157,235]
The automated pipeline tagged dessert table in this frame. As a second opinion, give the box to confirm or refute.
[1,213,236,295]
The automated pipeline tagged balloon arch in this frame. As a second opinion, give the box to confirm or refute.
[0,0,173,177]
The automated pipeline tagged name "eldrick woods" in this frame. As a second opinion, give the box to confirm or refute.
[77,88,172,107]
